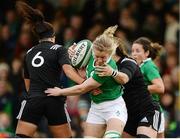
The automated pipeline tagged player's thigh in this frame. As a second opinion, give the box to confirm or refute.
[122,117,138,137]
[84,122,106,138]
[45,97,72,137]
[105,118,125,138]
[16,120,38,137]
[105,97,127,136]
[137,126,157,138]
[137,110,161,137]
[85,103,106,137]
[106,118,125,133]
[48,123,72,138]
[16,98,44,137]
[45,97,71,125]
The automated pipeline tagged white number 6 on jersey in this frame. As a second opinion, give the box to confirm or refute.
[32,51,44,67]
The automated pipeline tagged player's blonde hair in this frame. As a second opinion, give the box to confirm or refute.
[93,25,118,55]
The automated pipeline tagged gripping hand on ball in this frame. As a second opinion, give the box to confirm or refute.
[68,43,76,59]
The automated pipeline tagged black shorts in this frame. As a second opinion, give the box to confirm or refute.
[16,96,70,126]
[124,109,161,136]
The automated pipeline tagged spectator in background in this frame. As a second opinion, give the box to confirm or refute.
[142,12,161,42]
[118,8,138,41]
[9,58,23,130]
[165,11,179,44]
[63,27,76,49]
[0,112,13,137]
[52,9,67,44]
[0,80,13,134]
[70,14,84,41]
[86,23,104,41]
[160,42,178,75]
[104,0,120,26]
[0,25,16,63]
[0,62,10,81]
[14,32,32,59]
[5,9,19,38]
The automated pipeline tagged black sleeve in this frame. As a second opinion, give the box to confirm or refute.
[23,55,29,79]
[119,60,137,80]
[57,47,71,66]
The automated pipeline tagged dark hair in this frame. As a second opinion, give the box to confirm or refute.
[16,1,55,39]
[134,37,162,60]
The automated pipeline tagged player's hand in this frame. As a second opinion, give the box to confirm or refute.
[45,87,62,96]
[68,43,76,59]
[95,63,113,77]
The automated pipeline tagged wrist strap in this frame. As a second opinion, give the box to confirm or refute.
[111,70,118,77]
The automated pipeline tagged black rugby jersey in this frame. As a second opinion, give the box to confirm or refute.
[24,41,70,99]
[117,57,159,118]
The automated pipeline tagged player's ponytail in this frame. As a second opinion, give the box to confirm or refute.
[114,37,129,58]
[93,25,118,54]
[102,25,129,58]
[103,25,118,37]
[134,37,162,60]
[150,43,162,60]
[16,1,55,39]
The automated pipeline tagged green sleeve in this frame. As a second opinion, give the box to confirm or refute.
[145,65,161,81]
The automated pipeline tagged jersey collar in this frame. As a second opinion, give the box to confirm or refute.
[140,58,151,67]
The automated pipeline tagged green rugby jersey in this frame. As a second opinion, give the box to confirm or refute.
[140,58,163,111]
[86,55,123,104]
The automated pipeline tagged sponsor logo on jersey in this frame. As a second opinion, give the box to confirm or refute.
[140,117,148,123]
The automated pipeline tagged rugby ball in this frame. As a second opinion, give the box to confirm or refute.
[71,39,92,68]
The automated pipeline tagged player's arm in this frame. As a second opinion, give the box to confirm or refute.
[23,56,30,92]
[111,71,129,84]
[148,78,164,94]
[24,78,30,92]
[58,46,85,84]
[145,66,165,94]
[63,64,85,84]
[45,77,101,96]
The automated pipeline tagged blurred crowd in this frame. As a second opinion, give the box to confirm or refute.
[0,0,179,137]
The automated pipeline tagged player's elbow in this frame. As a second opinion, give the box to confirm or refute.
[158,85,165,94]
[121,79,128,84]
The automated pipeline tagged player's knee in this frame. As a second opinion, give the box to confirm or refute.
[15,133,31,138]
[104,130,121,138]
[136,134,150,138]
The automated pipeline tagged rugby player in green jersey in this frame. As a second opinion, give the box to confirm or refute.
[45,26,127,138]
[132,37,165,138]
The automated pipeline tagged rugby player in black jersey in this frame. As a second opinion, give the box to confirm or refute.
[95,37,162,138]
[15,1,84,138]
